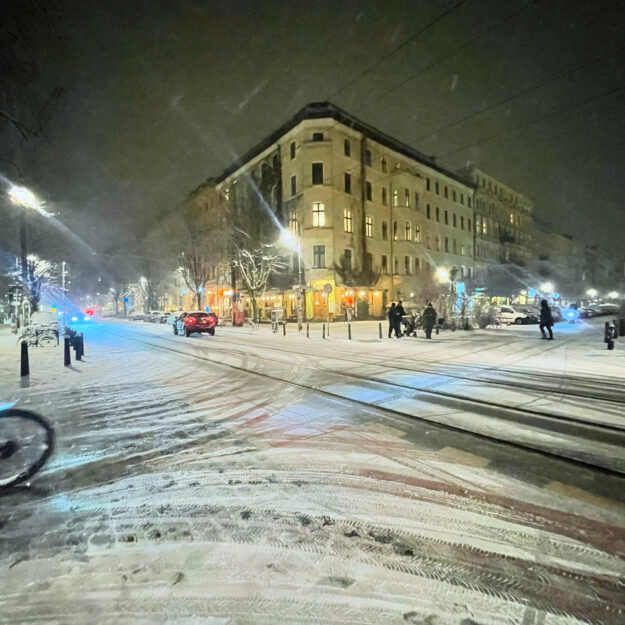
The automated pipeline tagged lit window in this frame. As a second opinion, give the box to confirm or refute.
[405,188,410,207]
[366,215,373,237]
[312,162,323,185]
[415,224,421,242]
[393,220,398,241]
[461,244,465,255]
[289,210,298,234]
[312,202,325,227]
[344,209,353,233]
[392,189,399,207]
[405,221,411,241]
[313,245,325,268]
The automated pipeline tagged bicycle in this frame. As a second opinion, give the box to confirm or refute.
[17,327,59,348]
[0,408,55,488]
[244,317,258,331]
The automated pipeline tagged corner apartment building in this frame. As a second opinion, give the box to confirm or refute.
[209,102,475,320]
[459,166,533,277]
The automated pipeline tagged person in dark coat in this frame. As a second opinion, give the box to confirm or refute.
[395,300,406,338]
[388,303,397,338]
[423,303,437,339]
[539,299,554,340]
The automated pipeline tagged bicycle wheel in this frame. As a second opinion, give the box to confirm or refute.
[0,409,55,488]
[38,333,58,348]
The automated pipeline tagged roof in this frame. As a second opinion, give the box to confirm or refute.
[210,101,475,188]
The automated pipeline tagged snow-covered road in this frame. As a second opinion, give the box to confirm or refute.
[0,320,624,624]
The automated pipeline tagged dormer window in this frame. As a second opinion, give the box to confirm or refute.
[312,132,324,142]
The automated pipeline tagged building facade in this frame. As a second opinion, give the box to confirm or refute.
[211,102,476,320]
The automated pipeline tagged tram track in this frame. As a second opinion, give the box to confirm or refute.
[111,327,625,477]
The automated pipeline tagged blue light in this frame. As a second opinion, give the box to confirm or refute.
[528,289,536,298]
[124,297,129,303]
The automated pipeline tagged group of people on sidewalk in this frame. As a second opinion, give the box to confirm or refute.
[388,301,438,339]
[387,298,555,341]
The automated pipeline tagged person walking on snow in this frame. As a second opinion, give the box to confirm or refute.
[539,299,554,340]
[395,300,406,338]
[388,303,397,338]
[423,303,437,339]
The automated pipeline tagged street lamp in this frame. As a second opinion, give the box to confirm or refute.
[608,291,619,299]
[586,288,598,299]
[540,282,554,294]
[280,230,303,330]
[435,267,450,283]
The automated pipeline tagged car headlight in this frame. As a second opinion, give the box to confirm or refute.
[83,315,91,321]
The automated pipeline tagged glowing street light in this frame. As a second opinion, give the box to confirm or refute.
[435,267,450,283]
[586,288,598,299]
[540,282,554,293]
[608,291,619,299]
[8,184,40,210]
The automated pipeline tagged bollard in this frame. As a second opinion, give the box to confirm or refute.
[436,325,440,335]
[619,318,625,337]
[75,338,82,361]
[327,323,330,337]
[282,322,286,337]
[348,323,352,340]
[378,322,382,339]
[306,323,310,338]
[20,340,29,377]
[64,337,71,366]
[80,333,85,356]
[613,319,619,339]
[322,324,326,339]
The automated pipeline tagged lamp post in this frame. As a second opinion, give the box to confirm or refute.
[280,230,303,331]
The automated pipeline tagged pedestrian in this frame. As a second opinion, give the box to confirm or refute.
[395,300,406,338]
[539,299,554,340]
[423,302,437,339]
[388,302,397,338]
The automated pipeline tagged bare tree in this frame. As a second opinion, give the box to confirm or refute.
[232,236,287,322]
[25,254,58,312]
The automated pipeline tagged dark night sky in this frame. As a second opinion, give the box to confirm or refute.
[4,0,625,259]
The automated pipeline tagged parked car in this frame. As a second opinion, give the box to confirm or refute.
[128,310,145,321]
[173,311,218,337]
[157,312,173,324]
[144,310,167,322]
[30,311,60,333]
[494,306,538,325]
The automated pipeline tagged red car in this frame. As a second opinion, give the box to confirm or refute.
[173,312,217,337]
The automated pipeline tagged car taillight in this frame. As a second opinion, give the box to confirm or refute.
[187,317,195,324]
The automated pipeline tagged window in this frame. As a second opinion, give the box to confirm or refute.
[365,215,373,237]
[444,210,449,225]
[460,215,465,229]
[393,220,398,241]
[313,245,325,268]
[343,249,352,270]
[453,213,457,227]
[344,209,353,233]
[426,232,431,249]
[444,186,448,199]
[382,187,387,205]
[415,192,420,210]
[453,190,456,202]
[290,141,296,159]
[467,197,471,208]
[381,158,387,173]
[344,139,351,156]
[289,209,298,234]
[394,255,399,274]
[461,244,465,255]
[453,239,457,254]
[366,181,372,201]
[414,257,421,272]
[468,219,472,231]
[415,224,421,242]
[364,253,372,272]
[436,234,441,251]
[312,202,325,227]
[312,162,323,185]
[426,177,430,191]
[344,173,351,194]
[405,221,411,241]
[312,132,324,142]
[365,149,372,166]
[436,206,440,222]
[405,188,410,207]
[392,189,399,207]
[509,212,514,224]
[290,175,297,197]
[444,236,449,252]
[381,255,388,274]
[382,220,388,240]
[435,181,439,195]
[404,256,411,275]
[460,193,464,205]
[468,267,473,278]
[426,204,431,219]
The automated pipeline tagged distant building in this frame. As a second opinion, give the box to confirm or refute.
[208,102,475,320]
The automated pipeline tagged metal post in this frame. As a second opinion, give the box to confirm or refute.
[297,235,303,332]
[64,337,71,366]
[20,340,29,377]
[306,322,309,338]
[282,322,286,337]
[80,333,85,356]
[326,321,329,337]
[348,323,352,340]
[378,322,382,339]
[322,324,326,339]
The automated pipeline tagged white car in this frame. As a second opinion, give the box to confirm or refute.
[30,311,60,333]
[494,306,539,325]
[128,310,146,321]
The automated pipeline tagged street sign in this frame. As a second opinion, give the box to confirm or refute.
[323,283,332,294]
